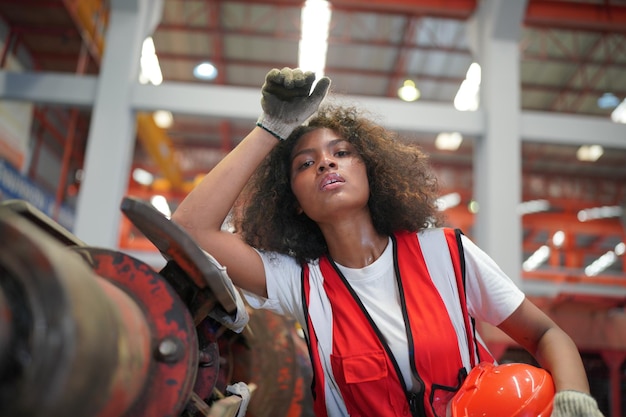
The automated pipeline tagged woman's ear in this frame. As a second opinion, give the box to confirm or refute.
[295,205,304,215]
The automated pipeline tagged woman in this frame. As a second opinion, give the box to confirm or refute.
[172,67,603,417]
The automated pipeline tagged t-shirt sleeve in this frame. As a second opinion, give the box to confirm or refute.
[240,249,305,324]
[461,234,525,326]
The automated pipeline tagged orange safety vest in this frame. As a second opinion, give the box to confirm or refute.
[301,229,493,417]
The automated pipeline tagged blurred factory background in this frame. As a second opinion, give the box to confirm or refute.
[0,0,625,416]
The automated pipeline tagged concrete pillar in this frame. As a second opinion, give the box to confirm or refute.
[469,0,528,284]
[74,0,163,246]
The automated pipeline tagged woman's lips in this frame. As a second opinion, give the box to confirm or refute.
[320,173,344,190]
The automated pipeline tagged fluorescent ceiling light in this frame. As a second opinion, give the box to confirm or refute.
[435,132,463,151]
[150,195,171,218]
[598,92,619,109]
[611,98,626,123]
[576,145,603,162]
[577,205,622,222]
[139,37,163,86]
[517,199,550,215]
[585,250,618,276]
[299,0,331,78]
[523,245,550,271]
[454,63,481,111]
[193,62,218,80]
[586,242,626,275]
[552,230,565,247]
[132,168,154,186]
[153,110,174,129]
[467,200,479,214]
[436,192,461,211]
[398,80,420,102]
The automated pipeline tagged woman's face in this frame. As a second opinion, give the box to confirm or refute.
[289,128,370,224]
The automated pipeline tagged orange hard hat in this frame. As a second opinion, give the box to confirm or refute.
[448,362,555,417]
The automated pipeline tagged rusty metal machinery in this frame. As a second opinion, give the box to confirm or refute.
[0,197,313,417]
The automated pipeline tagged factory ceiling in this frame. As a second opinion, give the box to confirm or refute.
[0,0,624,281]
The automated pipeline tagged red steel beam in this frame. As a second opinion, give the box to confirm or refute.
[327,0,626,33]
[526,0,626,32]
[329,0,477,19]
[328,0,626,33]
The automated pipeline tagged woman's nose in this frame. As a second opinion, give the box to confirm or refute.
[318,157,337,172]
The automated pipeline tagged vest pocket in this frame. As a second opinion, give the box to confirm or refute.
[430,367,467,417]
[430,385,457,417]
[336,351,387,383]
[331,351,403,416]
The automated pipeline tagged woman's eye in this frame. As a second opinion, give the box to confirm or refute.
[299,160,314,169]
[336,150,350,157]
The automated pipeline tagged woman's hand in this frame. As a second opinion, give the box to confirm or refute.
[257,67,331,140]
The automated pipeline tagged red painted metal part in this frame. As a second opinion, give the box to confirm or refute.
[89,277,153,417]
[119,196,315,415]
[120,196,237,315]
[192,318,222,403]
[225,309,314,417]
[526,0,626,32]
[0,198,321,417]
[72,247,199,417]
[329,0,477,18]
[601,350,626,417]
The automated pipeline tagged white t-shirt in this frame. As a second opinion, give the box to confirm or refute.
[242,229,525,407]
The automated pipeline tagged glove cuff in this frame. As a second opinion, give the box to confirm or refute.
[256,114,295,141]
[553,390,603,416]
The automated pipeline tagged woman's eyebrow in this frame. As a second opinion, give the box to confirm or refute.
[291,147,314,160]
[291,138,347,160]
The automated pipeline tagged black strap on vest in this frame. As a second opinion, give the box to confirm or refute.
[300,267,318,401]
[454,228,482,364]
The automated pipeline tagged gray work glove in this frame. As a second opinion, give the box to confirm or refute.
[201,249,249,333]
[257,67,331,140]
[226,382,252,417]
[551,391,604,417]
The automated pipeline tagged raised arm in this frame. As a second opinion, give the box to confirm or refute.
[171,68,330,297]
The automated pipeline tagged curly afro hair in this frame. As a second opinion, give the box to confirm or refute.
[232,104,444,262]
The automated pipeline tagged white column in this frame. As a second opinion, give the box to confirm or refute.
[74,0,163,246]
[469,0,528,284]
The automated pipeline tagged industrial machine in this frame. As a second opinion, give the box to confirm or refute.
[0,197,313,417]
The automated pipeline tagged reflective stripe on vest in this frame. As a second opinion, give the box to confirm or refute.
[301,228,493,417]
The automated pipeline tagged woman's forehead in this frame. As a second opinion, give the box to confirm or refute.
[292,128,345,153]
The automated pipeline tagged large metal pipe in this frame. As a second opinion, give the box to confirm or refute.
[0,213,151,416]
[0,207,198,417]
